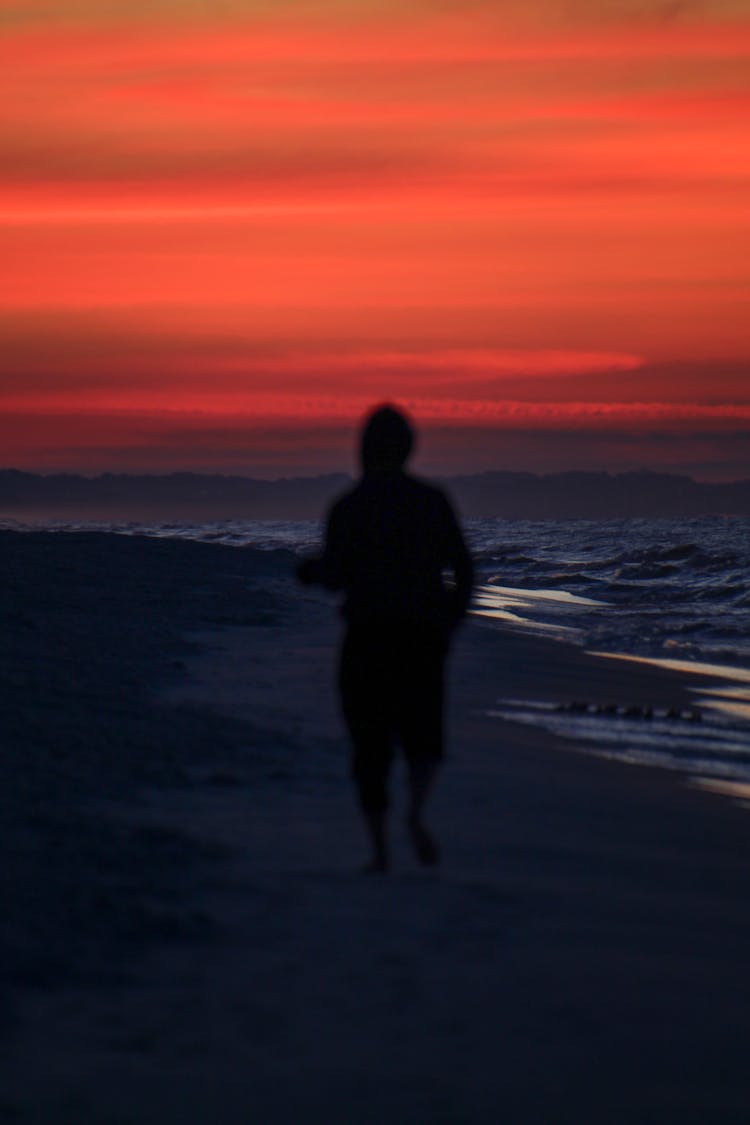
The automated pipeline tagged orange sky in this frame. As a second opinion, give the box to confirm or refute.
[1,0,749,478]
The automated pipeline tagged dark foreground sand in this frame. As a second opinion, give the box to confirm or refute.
[1,530,749,1124]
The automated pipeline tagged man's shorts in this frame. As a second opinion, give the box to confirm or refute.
[339,621,447,764]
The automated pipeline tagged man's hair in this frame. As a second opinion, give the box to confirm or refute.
[360,404,415,471]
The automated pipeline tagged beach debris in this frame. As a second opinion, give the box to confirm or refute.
[622,704,655,719]
[554,700,702,722]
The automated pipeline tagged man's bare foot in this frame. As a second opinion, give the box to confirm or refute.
[362,856,389,874]
[407,816,439,866]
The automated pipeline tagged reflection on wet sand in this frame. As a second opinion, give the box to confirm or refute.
[588,651,750,685]
[471,583,605,640]
[689,778,750,807]
[588,650,750,724]
[487,647,750,808]
[695,697,750,722]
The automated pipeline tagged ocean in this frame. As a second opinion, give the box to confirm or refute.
[5,514,750,793]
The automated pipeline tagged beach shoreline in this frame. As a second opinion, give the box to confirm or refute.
[2,529,749,1123]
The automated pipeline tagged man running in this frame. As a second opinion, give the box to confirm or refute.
[297,404,473,873]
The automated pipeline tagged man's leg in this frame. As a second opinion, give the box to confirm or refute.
[405,759,440,866]
[340,627,394,873]
[400,632,445,867]
[352,744,393,873]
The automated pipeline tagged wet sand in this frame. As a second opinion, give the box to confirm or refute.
[1,530,749,1123]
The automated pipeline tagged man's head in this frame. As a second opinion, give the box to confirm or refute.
[360,404,415,473]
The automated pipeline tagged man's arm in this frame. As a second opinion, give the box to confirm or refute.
[296,501,350,591]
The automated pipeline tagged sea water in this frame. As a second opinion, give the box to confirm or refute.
[8,515,746,666]
[5,515,749,794]
[469,517,750,795]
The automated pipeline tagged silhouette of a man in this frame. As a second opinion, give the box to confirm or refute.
[297,404,473,872]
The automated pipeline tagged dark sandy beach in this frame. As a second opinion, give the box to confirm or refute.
[1,530,749,1123]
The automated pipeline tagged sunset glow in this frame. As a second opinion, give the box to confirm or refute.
[2,1,748,477]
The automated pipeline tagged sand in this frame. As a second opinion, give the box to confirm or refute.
[1,529,749,1124]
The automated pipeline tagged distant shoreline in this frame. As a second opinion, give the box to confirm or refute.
[2,466,750,519]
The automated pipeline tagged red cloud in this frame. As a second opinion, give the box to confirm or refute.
[0,5,748,476]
